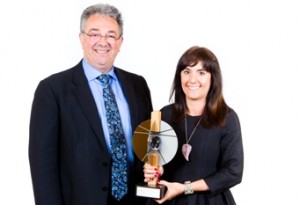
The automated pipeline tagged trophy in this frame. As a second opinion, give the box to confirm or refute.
[133,111,178,199]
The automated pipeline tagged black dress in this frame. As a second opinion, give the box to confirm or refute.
[147,104,244,205]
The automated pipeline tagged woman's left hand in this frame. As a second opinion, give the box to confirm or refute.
[154,180,184,204]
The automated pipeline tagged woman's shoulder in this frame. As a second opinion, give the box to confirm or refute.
[160,103,175,115]
[227,107,240,120]
[160,104,175,123]
[225,107,241,129]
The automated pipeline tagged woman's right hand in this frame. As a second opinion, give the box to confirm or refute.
[143,163,163,182]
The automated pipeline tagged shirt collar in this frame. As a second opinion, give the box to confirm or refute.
[82,59,117,82]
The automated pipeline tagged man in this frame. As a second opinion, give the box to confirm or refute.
[29,3,152,205]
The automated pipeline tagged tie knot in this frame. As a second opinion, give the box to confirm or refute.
[98,74,110,86]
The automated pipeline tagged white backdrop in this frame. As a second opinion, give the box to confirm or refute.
[1,0,299,204]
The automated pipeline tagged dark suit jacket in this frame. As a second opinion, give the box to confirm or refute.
[29,60,153,205]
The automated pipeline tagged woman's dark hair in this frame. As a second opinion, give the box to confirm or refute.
[170,46,230,127]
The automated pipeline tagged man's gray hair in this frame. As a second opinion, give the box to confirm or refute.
[80,3,123,36]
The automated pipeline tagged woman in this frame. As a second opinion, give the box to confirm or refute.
[144,46,243,205]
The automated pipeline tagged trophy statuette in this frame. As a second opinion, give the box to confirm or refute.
[133,111,178,199]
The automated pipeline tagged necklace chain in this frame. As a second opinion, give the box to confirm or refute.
[184,115,202,144]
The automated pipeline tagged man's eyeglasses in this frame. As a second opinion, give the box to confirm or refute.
[81,32,121,43]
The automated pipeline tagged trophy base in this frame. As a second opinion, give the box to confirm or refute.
[136,183,167,199]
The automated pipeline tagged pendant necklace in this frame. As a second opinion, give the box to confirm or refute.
[182,115,202,161]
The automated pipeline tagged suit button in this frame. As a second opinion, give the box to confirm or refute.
[102,162,108,167]
[102,186,108,192]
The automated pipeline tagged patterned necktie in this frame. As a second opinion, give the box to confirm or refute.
[98,74,128,201]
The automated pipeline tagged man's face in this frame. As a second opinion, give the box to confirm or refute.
[80,14,123,73]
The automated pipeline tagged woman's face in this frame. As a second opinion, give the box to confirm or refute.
[181,61,211,103]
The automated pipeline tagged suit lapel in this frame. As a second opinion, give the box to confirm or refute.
[114,68,138,128]
[72,62,109,154]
